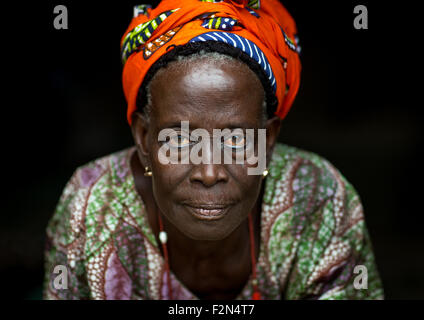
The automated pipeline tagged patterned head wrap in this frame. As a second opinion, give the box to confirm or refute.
[121,0,301,124]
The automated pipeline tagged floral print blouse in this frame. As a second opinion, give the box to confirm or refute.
[43,143,384,299]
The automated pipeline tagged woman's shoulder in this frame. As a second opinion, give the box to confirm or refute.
[263,142,364,281]
[264,144,383,299]
[44,146,155,299]
[71,146,136,191]
[268,142,359,199]
[270,143,342,175]
[263,143,359,235]
[266,142,364,226]
[45,146,143,254]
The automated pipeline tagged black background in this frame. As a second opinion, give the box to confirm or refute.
[2,1,422,299]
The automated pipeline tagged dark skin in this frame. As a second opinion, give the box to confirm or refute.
[130,57,282,299]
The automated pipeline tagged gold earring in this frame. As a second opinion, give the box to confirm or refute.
[144,166,153,177]
[262,168,269,178]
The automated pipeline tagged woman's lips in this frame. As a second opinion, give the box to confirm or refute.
[183,204,232,221]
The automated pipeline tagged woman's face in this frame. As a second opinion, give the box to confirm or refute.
[132,57,281,241]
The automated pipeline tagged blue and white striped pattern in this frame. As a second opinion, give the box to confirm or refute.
[246,7,260,18]
[189,32,276,92]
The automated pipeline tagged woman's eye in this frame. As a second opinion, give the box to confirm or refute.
[223,135,246,149]
[167,134,191,148]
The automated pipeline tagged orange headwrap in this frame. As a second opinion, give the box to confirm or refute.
[121,0,301,125]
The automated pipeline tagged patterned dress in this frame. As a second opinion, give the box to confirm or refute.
[43,143,384,300]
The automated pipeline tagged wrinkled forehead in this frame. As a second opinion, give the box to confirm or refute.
[148,57,265,129]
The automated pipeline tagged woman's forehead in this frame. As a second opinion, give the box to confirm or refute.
[149,57,265,126]
[153,56,262,89]
[179,64,237,92]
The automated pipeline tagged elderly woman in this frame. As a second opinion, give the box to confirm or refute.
[43,0,384,300]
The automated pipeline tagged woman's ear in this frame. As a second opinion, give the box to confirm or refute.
[264,116,282,167]
[131,111,150,166]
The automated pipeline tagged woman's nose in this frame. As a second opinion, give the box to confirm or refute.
[189,163,229,187]
[187,136,229,187]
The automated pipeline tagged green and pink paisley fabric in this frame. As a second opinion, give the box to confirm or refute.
[43,143,384,299]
